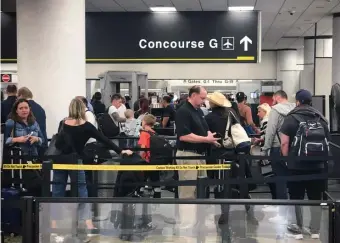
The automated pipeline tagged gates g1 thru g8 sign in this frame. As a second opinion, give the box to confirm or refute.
[86,11,260,63]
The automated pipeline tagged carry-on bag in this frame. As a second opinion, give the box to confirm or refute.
[1,187,22,236]
[110,153,152,241]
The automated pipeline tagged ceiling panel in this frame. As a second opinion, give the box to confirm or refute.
[254,0,285,12]
[172,0,202,11]
[289,38,304,48]
[331,1,340,13]
[316,15,333,35]
[285,23,314,36]
[143,0,174,7]
[285,0,338,37]
[275,37,297,49]
[89,0,125,11]
[114,0,149,11]
[199,0,228,11]
[261,12,278,28]
[228,0,256,7]
[264,0,314,44]
[86,0,102,12]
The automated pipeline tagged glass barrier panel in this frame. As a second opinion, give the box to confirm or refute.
[38,202,330,243]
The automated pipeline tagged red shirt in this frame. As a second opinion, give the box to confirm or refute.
[138,130,155,162]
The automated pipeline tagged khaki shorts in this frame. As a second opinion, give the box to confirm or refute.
[176,150,207,199]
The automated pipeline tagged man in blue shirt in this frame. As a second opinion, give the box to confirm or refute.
[1,85,17,123]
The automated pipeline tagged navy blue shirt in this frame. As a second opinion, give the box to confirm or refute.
[1,96,17,123]
[28,100,48,147]
[175,101,210,153]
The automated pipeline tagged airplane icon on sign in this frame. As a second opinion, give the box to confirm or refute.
[223,39,233,48]
[221,37,234,50]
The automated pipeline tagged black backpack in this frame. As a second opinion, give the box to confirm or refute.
[290,114,329,160]
[96,113,120,138]
[144,131,173,165]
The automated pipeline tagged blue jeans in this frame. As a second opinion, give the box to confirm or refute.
[51,161,91,221]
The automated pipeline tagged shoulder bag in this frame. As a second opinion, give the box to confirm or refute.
[223,111,251,151]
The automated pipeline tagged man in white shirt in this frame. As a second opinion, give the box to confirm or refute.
[108,94,126,124]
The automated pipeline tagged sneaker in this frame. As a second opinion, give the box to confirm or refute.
[86,228,100,237]
[246,213,259,226]
[262,206,279,212]
[268,215,284,222]
[50,233,65,243]
[286,232,303,240]
[303,228,320,239]
[287,224,302,234]
[286,224,303,240]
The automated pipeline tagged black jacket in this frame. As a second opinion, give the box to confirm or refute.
[284,105,330,171]
[1,96,16,123]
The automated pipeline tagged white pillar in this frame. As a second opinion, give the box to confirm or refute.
[333,14,340,85]
[277,50,300,101]
[300,39,315,92]
[17,0,86,137]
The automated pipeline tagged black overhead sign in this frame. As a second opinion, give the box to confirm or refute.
[0,12,260,63]
[86,12,260,63]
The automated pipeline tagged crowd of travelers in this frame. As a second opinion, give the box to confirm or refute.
[1,84,331,241]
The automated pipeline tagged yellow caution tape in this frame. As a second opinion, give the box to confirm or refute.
[2,164,42,170]
[2,164,230,171]
[52,164,230,171]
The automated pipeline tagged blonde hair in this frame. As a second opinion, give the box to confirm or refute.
[68,98,86,122]
[143,114,156,126]
[258,103,271,119]
[18,87,33,99]
[124,109,134,119]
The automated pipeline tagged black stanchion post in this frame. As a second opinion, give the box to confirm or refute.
[334,201,340,243]
[42,161,52,197]
[22,196,34,243]
[238,153,248,198]
[196,177,206,243]
[196,177,205,199]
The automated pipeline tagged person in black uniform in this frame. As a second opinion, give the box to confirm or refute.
[161,95,176,128]
[175,85,219,228]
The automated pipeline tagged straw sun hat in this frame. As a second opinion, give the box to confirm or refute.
[207,92,232,108]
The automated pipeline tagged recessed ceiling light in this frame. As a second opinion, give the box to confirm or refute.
[150,7,177,12]
[228,6,254,11]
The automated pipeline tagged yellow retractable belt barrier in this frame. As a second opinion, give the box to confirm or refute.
[2,164,230,171]
[2,164,42,170]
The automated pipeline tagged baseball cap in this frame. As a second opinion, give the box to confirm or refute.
[236,92,247,102]
[295,89,312,103]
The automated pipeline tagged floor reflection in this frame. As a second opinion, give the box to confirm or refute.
[42,204,328,243]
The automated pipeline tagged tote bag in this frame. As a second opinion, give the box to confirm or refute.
[223,111,251,151]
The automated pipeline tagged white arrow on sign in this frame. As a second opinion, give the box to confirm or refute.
[240,36,252,51]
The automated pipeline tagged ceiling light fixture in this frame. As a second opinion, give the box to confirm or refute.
[228,6,254,11]
[150,7,177,12]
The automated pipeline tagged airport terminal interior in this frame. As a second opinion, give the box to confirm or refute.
[1,0,340,243]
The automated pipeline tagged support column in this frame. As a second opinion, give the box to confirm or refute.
[300,39,315,92]
[333,14,340,85]
[17,0,86,137]
[277,50,299,101]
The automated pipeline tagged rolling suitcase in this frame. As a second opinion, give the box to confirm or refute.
[1,148,24,236]
[110,154,149,241]
[1,187,22,236]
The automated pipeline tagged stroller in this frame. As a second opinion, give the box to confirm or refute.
[110,153,153,241]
